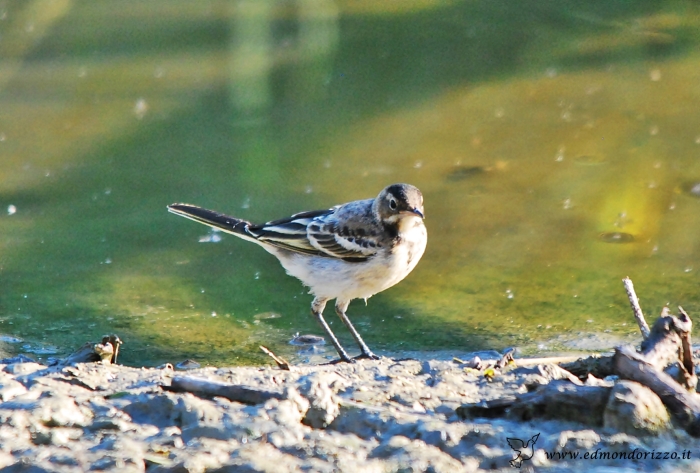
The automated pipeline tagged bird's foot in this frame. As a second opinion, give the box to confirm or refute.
[322,355,357,365]
[354,351,380,361]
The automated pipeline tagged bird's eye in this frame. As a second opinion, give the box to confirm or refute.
[389,199,397,210]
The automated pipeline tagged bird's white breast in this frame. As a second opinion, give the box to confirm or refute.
[269,216,427,303]
[387,215,427,285]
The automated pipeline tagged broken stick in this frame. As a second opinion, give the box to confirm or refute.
[260,345,292,371]
[165,375,284,405]
[622,277,650,339]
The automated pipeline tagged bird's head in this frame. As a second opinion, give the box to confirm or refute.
[374,183,425,225]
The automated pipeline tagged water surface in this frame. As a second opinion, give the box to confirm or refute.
[1,0,700,366]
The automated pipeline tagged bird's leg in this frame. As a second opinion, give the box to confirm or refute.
[335,300,379,360]
[311,297,354,363]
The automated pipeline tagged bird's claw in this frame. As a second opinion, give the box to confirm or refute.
[322,356,357,365]
[355,351,380,361]
[322,352,381,364]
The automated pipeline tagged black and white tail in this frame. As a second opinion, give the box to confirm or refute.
[167,204,259,243]
[168,203,375,261]
[168,203,337,257]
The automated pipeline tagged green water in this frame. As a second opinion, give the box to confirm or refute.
[1,0,700,366]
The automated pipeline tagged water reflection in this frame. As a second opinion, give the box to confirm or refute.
[0,0,72,90]
[229,0,275,112]
[0,1,699,366]
[228,0,339,112]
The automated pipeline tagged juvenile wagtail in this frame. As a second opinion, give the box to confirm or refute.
[168,183,427,363]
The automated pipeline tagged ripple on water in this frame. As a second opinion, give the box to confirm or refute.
[446,165,486,182]
[22,344,58,355]
[573,154,607,166]
[289,333,325,346]
[598,232,635,243]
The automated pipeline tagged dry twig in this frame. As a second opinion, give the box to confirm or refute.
[260,345,292,371]
[166,376,284,405]
[622,277,650,338]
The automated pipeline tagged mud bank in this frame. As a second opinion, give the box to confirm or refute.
[0,356,698,472]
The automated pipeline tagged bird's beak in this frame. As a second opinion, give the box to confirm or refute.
[402,208,424,219]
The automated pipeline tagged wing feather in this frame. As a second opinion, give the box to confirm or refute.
[247,209,331,255]
[307,222,381,260]
[247,207,382,261]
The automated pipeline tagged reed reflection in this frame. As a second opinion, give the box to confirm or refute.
[228,0,339,113]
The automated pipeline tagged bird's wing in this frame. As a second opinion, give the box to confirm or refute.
[306,220,382,261]
[250,208,382,261]
[248,209,332,255]
[529,433,540,445]
[506,438,525,451]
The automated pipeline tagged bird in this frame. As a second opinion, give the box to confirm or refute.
[168,183,427,363]
[506,433,540,468]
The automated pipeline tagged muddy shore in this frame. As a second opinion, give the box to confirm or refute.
[0,355,699,472]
